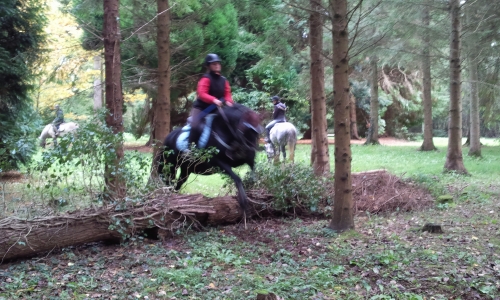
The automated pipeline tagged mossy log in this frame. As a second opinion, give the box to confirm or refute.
[422,223,444,233]
[0,189,272,263]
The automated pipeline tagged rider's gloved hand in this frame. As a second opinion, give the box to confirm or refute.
[219,98,233,107]
[213,99,223,107]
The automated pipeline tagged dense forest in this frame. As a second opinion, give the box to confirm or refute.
[1,0,500,298]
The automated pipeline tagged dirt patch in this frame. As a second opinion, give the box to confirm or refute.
[0,171,26,183]
[124,145,152,153]
[350,170,433,214]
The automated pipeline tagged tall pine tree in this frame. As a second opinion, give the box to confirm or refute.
[0,0,46,171]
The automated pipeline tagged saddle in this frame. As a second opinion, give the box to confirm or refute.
[53,123,64,136]
[176,114,216,151]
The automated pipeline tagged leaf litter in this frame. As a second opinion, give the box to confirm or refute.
[0,171,499,299]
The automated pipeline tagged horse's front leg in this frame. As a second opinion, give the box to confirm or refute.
[174,165,189,191]
[281,144,286,161]
[216,160,248,213]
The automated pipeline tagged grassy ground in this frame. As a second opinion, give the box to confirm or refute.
[178,137,499,198]
[1,137,499,299]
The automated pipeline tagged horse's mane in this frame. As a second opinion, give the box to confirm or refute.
[223,104,260,128]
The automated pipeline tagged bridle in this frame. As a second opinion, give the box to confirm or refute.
[216,106,260,152]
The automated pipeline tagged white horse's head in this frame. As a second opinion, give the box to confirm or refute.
[264,142,275,161]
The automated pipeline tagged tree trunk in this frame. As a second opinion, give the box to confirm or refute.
[444,0,468,174]
[103,0,126,199]
[151,0,172,178]
[328,0,354,232]
[309,0,330,176]
[350,93,360,140]
[364,57,380,145]
[420,3,437,151]
[0,191,272,262]
[93,55,103,110]
[466,8,481,157]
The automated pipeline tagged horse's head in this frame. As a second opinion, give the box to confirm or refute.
[237,107,263,150]
[220,104,262,148]
[264,142,275,161]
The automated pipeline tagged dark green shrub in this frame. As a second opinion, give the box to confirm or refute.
[0,108,41,172]
[242,162,332,214]
[31,109,152,206]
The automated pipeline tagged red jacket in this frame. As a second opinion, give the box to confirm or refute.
[196,77,234,105]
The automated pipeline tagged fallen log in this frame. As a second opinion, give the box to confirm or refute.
[0,188,273,263]
[0,170,434,262]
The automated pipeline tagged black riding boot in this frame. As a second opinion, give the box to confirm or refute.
[189,126,202,149]
[265,128,271,143]
[265,128,276,151]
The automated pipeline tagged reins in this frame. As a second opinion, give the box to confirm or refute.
[216,106,256,152]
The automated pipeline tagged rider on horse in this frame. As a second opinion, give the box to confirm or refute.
[265,95,287,143]
[52,104,64,136]
[190,53,236,156]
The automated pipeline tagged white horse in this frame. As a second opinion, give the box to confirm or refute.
[264,122,297,163]
[39,122,79,148]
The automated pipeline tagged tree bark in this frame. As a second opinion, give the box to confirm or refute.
[103,0,126,199]
[151,0,172,178]
[309,0,330,176]
[364,57,380,145]
[444,0,468,173]
[468,55,481,156]
[465,8,481,157]
[328,0,354,232]
[420,3,437,151]
[0,191,272,262]
[350,93,360,140]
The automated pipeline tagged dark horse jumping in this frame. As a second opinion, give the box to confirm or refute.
[156,103,262,212]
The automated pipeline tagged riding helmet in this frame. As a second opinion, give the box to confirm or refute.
[271,95,280,102]
[205,53,222,66]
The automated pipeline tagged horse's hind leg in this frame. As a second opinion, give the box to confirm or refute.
[288,140,295,163]
[281,144,286,161]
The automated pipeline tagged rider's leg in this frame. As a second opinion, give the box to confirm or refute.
[54,123,61,136]
[265,121,277,142]
[188,108,203,147]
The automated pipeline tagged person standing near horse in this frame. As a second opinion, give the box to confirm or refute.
[52,104,64,136]
[189,53,234,147]
[265,95,287,143]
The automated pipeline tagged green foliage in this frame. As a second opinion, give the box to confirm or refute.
[0,0,46,109]
[0,107,41,172]
[243,162,332,214]
[232,88,269,111]
[29,109,151,207]
[351,80,391,135]
[0,0,46,171]
[127,101,150,139]
[0,108,40,172]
